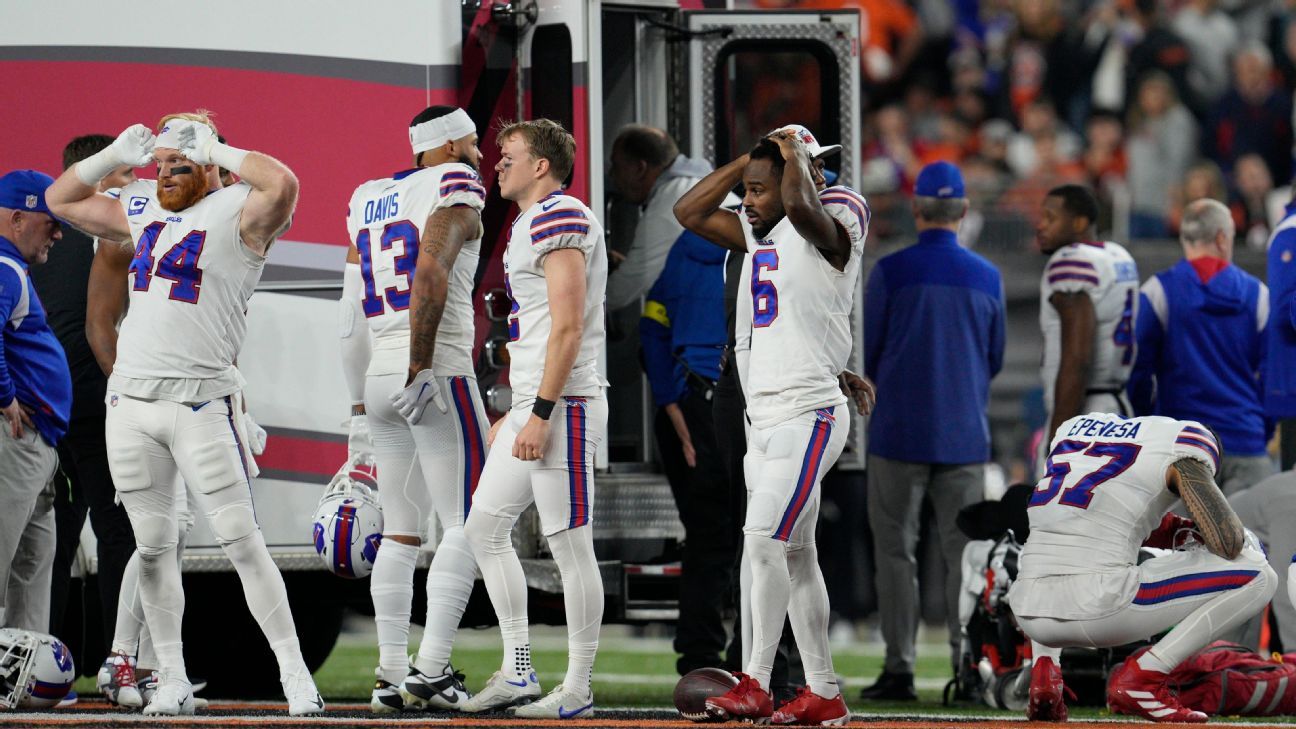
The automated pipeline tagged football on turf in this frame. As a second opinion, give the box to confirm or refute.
[674,667,739,721]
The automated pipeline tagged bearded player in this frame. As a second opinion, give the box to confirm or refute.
[675,130,868,725]
[341,105,487,712]
[46,113,322,716]
[458,119,608,719]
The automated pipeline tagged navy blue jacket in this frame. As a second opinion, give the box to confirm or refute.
[640,230,726,407]
[1267,203,1296,418]
[1128,258,1269,456]
[0,236,72,445]
[864,229,1005,463]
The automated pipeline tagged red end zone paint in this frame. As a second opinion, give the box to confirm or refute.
[0,60,453,247]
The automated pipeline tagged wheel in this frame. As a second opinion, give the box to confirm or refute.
[181,572,346,697]
[994,667,1030,712]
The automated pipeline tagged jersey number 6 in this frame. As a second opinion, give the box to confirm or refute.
[752,249,779,328]
[1029,440,1142,509]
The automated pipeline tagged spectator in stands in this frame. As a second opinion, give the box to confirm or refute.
[30,136,136,657]
[1206,42,1292,186]
[1006,99,1082,179]
[1125,71,1198,239]
[0,170,71,632]
[1082,109,1128,234]
[1267,196,1296,470]
[1005,0,1108,133]
[1169,160,1230,234]
[860,161,1005,701]
[1230,153,1276,250]
[1172,0,1240,108]
[606,126,716,311]
[1128,198,1273,494]
[1124,0,1202,118]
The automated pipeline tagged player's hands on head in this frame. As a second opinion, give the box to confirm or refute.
[113,124,157,167]
[766,130,806,161]
[175,122,218,166]
[391,368,447,425]
[513,416,549,461]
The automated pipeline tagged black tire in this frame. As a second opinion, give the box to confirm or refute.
[181,572,346,697]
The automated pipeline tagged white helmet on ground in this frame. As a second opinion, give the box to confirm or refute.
[0,628,75,709]
[311,453,383,579]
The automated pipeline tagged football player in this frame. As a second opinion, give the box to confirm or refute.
[674,129,869,726]
[342,105,487,712]
[459,119,608,719]
[1036,185,1139,453]
[46,113,321,716]
[1009,413,1275,722]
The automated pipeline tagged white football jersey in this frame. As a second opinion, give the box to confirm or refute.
[503,191,608,407]
[345,164,485,377]
[1017,412,1220,581]
[111,180,263,403]
[739,185,869,429]
[1039,241,1139,413]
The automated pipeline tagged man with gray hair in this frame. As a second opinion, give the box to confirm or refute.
[859,161,1005,701]
[1128,198,1273,494]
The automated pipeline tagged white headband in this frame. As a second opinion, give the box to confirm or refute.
[409,108,476,154]
[155,119,204,151]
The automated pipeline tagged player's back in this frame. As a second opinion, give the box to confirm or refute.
[112,180,261,402]
[1019,412,1220,578]
[504,192,608,407]
[345,164,485,378]
[1039,242,1139,411]
[740,185,869,429]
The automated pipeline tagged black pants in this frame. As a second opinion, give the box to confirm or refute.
[50,415,135,661]
[711,365,803,695]
[657,386,738,675]
[1282,419,1296,472]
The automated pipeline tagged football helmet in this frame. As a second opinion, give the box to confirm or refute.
[0,628,75,709]
[312,453,383,578]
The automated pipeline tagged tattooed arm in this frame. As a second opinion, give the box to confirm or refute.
[1168,457,1246,560]
[406,206,481,384]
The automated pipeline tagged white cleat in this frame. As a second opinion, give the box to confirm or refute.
[511,683,594,719]
[399,663,472,710]
[96,652,142,708]
[142,678,195,716]
[460,670,541,713]
[282,669,325,716]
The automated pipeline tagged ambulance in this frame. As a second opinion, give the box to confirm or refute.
[0,0,865,685]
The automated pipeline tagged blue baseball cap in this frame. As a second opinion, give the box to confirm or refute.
[914,161,965,199]
[0,170,59,219]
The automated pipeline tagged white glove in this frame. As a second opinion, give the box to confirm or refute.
[348,414,373,459]
[76,124,155,185]
[390,369,447,425]
[175,122,217,165]
[246,413,268,456]
[175,122,248,173]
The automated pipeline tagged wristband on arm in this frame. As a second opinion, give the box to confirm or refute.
[532,397,556,421]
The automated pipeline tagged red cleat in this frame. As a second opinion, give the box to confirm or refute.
[1027,657,1069,722]
[1107,654,1207,723]
[772,686,849,726]
[704,672,773,722]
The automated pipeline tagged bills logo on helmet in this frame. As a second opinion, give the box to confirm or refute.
[312,455,383,579]
[50,640,71,674]
[362,533,383,565]
[312,522,326,555]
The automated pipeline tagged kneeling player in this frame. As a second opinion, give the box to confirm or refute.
[1008,413,1276,723]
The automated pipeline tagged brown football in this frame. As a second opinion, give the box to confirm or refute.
[674,667,739,722]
